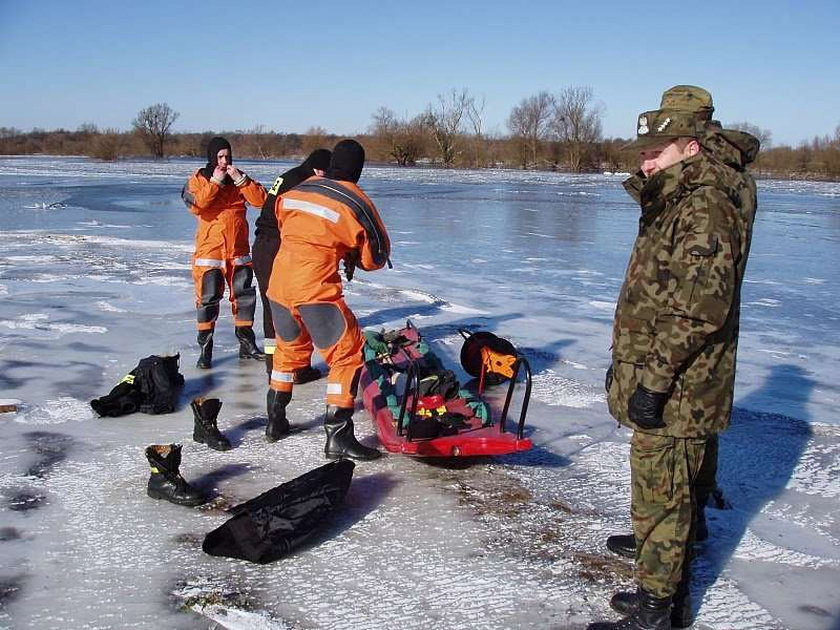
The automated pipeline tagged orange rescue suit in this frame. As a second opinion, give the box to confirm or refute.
[266,176,390,408]
[182,171,267,330]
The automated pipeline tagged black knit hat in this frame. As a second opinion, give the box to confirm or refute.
[327,139,365,183]
[303,148,332,173]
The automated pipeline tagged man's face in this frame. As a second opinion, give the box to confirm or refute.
[216,149,231,170]
[639,140,694,178]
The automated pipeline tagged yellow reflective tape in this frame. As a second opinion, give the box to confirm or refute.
[268,176,284,196]
[120,374,135,385]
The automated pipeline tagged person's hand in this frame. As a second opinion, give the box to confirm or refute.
[628,384,668,429]
[342,250,359,281]
[212,166,227,183]
[226,165,244,181]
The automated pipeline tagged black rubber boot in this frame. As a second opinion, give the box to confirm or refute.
[588,589,672,629]
[191,397,231,451]
[236,326,266,360]
[606,533,637,559]
[266,389,292,443]
[196,330,213,369]
[324,406,381,461]
[145,444,207,506]
[610,588,693,628]
[294,365,322,385]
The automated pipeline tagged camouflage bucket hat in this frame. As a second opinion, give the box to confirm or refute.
[622,109,700,151]
[660,85,714,120]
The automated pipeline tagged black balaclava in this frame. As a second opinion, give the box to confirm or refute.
[326,139,365,183]
[201,136,233,181]
[303,148,332,174]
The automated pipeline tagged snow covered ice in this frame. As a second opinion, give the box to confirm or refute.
[0,156,838,629]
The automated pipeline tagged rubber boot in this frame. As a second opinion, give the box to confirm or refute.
[145,444,207,506]
[610,587,693,629]
[266,389,291,443]
[236,326,266,360]
[294,365,322,385]
[324,406,381,461]
[196,330,213,369]
[191,397,231,451]
[606,533,636,559]
[587,590,672,630]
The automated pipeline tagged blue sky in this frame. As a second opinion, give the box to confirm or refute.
[1,0,838,147]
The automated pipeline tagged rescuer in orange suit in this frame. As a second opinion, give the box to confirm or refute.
[182,136,268,369]
[264,139,391,460]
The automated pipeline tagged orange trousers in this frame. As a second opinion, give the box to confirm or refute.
[268,298,363,408]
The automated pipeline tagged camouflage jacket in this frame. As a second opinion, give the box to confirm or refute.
[608,130,759,437]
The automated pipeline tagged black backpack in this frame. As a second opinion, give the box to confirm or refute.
[132,354,185,414]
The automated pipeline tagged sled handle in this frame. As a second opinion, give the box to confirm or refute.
[498,357,532,440]
[396,361,421,441]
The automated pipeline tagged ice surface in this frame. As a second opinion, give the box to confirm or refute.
[0,156,838,629]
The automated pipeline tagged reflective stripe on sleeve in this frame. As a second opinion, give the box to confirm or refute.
[326,382,343,395]
[283,199,340,223]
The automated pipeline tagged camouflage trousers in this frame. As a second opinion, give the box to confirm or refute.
[631,431,707,598]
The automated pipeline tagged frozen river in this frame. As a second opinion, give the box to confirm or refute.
[0,156,838,629]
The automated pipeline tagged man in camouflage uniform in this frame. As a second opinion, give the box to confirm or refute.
[606,87,733,559]
[589,87,759,630]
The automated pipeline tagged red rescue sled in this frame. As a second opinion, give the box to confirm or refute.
[360,322,533,457]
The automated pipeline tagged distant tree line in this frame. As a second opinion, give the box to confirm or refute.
[2,94,839,179]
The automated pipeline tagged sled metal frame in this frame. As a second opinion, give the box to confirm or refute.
[395,346,533,443]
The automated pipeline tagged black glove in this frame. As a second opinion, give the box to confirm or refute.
[342,250,359,281]
[628,384,668,429]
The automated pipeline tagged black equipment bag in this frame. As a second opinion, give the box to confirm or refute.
[203,459,355,564]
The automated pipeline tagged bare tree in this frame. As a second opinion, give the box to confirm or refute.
[423,88,474,167]
[132,103,179,158]
[552,87,602,172]
[465,95,487,167]
[507,91,555,169]
[301,126,330,156]
[369,107,426,166]
[727,121,772,150]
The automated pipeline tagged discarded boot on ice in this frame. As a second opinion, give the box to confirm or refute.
[196,330,214,369]
[191,397,231,451]
[324,406,381,461]
[265,389,291,443]
[145,444,207,506]
[587,589,672,629]
[236,326,265,360]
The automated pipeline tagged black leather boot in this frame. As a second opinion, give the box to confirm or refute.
[610,587,693,628]
[266,389,291,443]
[606,533,637,559]
[588,589,672,629]
[145,444,207,506]
[191,397,231,451]
[324,406,381,461]
[196,330,213,369]
[236,326,266,360]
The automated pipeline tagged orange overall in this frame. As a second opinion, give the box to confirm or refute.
[266,177,390,408]
[182,171,267,331]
